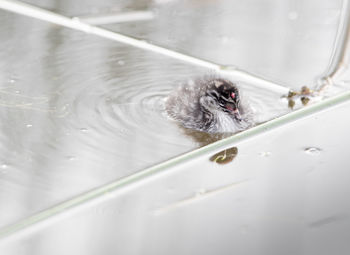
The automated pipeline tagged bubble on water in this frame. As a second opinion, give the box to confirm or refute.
[288,11,299,20]
[79,128,88,133]
[118,60,125,66]
[259,151,271,157]
[26,124,33,128]
[221,36,230,44]
[304,147,322,155]
[61,104,69,110]
[1,164,9,174]
[8,79,16,84]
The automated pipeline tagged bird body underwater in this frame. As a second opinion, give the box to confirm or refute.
[165,76,254,133]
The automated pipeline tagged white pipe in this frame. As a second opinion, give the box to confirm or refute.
[77,11,154,25]
[220,66,290,94]
[0,0,290,95]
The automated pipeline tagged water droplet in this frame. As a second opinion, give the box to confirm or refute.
[79,128,88,133]
[195,189,206,196]
[118,60,125,66]
[304,147,322,155]
[26,124,33,128]
[221,36,229,44]
[259,151,271,157]
[288,11,298,20]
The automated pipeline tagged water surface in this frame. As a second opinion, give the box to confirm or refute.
[0,10,288,228]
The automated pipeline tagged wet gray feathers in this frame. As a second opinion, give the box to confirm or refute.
[166,77,254,133]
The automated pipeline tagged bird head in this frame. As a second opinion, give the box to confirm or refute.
[201,79,242,121]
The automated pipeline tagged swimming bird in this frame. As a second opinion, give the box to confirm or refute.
[165,76,254,133]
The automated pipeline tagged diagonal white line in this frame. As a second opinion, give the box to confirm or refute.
[0,0,290,95]
[77,11,155,25]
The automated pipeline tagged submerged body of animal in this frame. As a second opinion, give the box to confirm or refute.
[166,76,254,133]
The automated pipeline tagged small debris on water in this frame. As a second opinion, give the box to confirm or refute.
[209,147,238,164]
[304,147,322,155]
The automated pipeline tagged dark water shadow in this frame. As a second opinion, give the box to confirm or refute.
[181,127,238,164]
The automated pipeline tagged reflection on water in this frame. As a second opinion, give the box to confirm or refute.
[0,87,66,114]
[0,10,288,227]
[1,1,350,254]
[182,127,228,146]
[105,0,342,88]
[304,147,322,155]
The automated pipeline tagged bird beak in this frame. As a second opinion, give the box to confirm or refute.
[233,109,242,121]
[225,103,242,121]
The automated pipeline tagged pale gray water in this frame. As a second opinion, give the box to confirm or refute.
[1,0,350,254]
[17,0,344,87]
[0,10,289,228]
[104,0,343,87]
[2,91,350,255]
